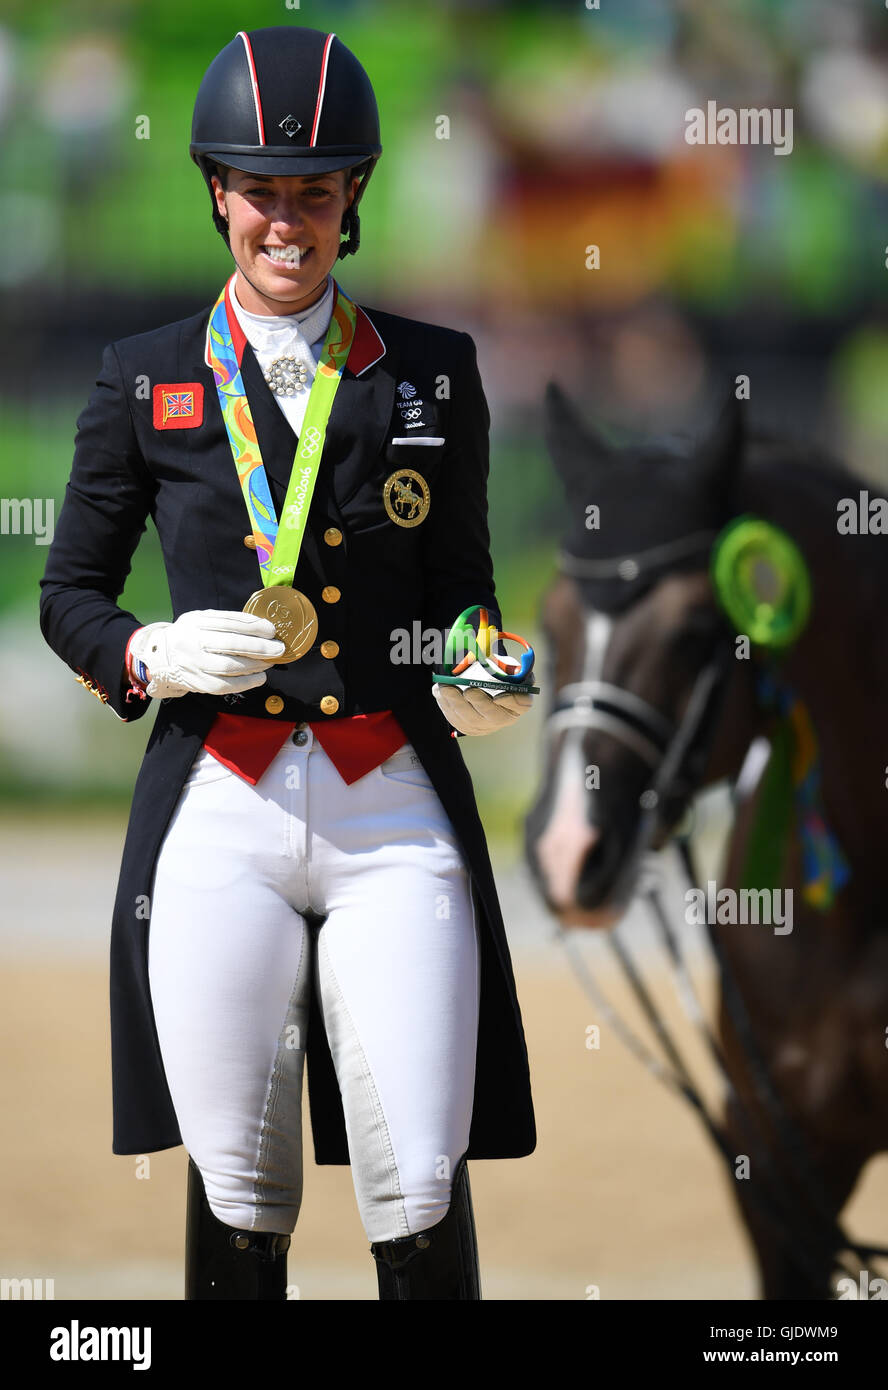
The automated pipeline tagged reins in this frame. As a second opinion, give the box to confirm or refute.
[546,541,888,1285]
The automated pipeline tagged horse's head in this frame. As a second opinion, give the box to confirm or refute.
[525,384,746,927]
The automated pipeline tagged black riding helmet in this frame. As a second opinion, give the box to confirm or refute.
[190,26,382,257]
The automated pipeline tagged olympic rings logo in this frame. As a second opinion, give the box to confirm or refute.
[299,426,322,458]
[400,407,422,420]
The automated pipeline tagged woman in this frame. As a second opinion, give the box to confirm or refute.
[39,25,536,1301]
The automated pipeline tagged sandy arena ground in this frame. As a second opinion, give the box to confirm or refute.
[2,812,887,1300]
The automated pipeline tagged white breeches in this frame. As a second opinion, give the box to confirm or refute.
[147,728,480,1244]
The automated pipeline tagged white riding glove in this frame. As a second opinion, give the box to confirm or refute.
[128,609,286,699]
[431,659,534,736]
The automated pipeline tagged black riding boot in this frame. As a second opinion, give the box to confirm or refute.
[185,1157,291,1300]
[369,1154,481,1300]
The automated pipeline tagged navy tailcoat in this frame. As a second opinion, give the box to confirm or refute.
[39,282,537,1163]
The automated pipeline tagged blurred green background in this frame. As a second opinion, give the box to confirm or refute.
[1,0,886,835]
[4,2,887,1306]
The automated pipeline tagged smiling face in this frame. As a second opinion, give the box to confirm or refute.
[211,166,361,315]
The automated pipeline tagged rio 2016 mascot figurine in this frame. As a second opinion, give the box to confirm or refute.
[39,25,538,1300]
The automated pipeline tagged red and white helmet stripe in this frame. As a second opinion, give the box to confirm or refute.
[236,30,266,144]
[309,32,335,147]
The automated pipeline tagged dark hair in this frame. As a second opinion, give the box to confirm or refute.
[208,160,365,192]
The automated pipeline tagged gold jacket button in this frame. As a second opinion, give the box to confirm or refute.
[265,695,285,714]
[323,527,343,546]
[244,535,258,549]
[320,640,339,659]
[320,695,339,715]
[321,585,341,603]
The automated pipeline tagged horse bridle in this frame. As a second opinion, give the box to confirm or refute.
[557,529,718,584]
[544,530,888,1277]
[546,530,732,858]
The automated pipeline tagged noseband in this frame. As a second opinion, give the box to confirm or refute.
[545,530,729,836]
[546,681,673,770]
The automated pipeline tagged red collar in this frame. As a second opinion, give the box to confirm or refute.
[217,275,385,377]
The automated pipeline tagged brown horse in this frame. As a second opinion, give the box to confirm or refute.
[524,384,888,1300]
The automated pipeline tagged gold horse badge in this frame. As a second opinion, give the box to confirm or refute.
[383,469,431,527]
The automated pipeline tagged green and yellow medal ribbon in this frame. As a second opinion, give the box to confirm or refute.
[206,276,357,587]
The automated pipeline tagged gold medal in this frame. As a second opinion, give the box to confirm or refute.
[243,586,318,663]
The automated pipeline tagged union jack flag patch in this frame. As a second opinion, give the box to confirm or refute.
[152,382,204,430]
